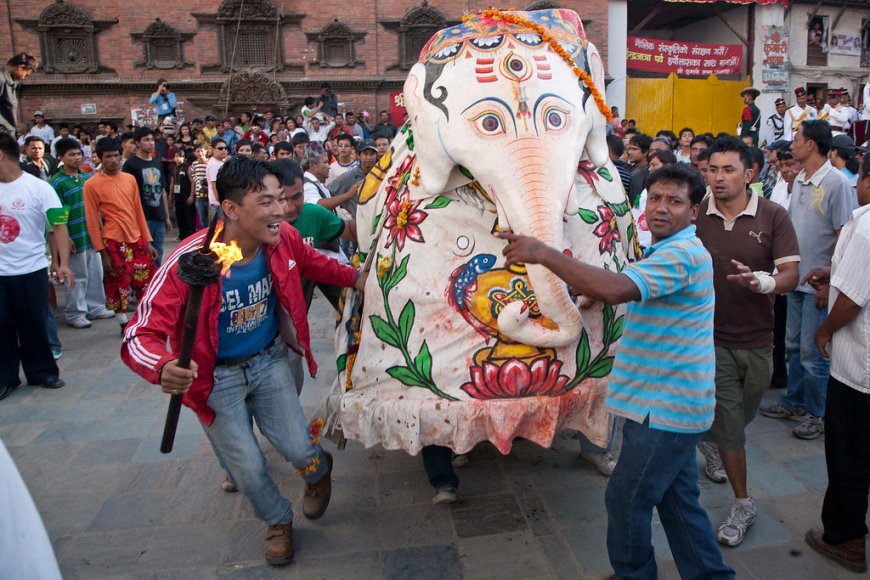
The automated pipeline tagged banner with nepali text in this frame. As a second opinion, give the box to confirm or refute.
[626,36,743,78]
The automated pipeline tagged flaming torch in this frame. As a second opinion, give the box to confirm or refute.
[160,218,242,453]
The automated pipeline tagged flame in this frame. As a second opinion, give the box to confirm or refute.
[208,222,243,276]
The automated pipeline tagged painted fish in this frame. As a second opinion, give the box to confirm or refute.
[450,253,497,309]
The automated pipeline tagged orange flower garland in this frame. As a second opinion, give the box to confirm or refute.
[461,8,612,121]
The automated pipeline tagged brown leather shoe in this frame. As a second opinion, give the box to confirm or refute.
[302,452,333,520]
[264,522,294,565]
[805,527,867,572]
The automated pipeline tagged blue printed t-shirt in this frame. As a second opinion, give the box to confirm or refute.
[217,248,278,359]
[606,225,716,434]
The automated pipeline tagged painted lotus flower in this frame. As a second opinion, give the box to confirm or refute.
[384,192,426,251]
[593,205,621,255]
[461,358,570,399]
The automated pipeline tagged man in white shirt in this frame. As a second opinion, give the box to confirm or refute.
[764,98,787,147]
[26,110,54,143]
[326,133,358,185]
[804,153,870,574]
[785,87,818,140]
[206,138,228,221]
[303,113,334,145]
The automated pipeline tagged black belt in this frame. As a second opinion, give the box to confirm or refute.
[215,336,279,367]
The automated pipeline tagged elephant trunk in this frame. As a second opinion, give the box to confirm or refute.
[495,141,584,348]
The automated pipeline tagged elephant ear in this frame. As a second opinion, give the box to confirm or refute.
[404,63,455,197]
[581,44,609,169]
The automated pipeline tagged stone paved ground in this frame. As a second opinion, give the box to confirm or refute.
[1,267,862,579]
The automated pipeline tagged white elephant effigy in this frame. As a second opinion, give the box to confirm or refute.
[322,8,641,455]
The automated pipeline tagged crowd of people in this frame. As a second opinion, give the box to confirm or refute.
[2,49,869,576]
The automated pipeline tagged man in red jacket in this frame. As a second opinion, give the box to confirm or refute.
[121,156,363,566]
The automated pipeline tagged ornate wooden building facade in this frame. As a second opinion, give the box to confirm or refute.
[0,0,609,125]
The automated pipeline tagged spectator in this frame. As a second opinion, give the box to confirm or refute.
[218,119,238,153]
[149,79,176,120]
[319,82,338,118]
[20,136,58,181]
[190,145,209,229]
[49,124,75,157]
[374,135,390,158]
[499,164,734,580]
[202,115,218,143]
[50,137,113,329]
[27,111,54,143]
[0,131,71,400]
[119,132,137,163]
[761,120,856,440]
[123,127,172,265]
[326,133,359,185]
[304,113,335,145]
[175,123,196,157]
[170,149,197,239]
[272,141,293,160]
[207,138,229,220]
[291,132,310,164]
[345,112,366,140]
[84,138,157,332]
[244,122,269,147]
[626,133,652,206]
[1,53,38,136]
[676,127,694,163]
[632,149,677,250]
[371,110,397,141]
[690,134,713,170]
[252,143,269,162]
[607,133,632,195]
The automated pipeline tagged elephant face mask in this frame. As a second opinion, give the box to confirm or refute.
[404,9,610,347]
[323,9,637,456]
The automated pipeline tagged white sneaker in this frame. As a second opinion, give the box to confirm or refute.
[66,316,92,329]
[580,451,617,477]
[717,498,757,547]
[87,308,115,320]
[432,486,457,505]
[698,441,728,483]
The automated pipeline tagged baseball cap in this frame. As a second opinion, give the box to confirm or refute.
[831,134,856,154]
[33,110,44,117]
[765,139,787,151]
[357,139,377,153]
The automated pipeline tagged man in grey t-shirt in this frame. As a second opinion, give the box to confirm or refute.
[761,120,856,440]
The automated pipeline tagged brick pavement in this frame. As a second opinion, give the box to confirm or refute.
[0,272,860,579]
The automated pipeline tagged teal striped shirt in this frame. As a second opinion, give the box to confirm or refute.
[606,225,716,433]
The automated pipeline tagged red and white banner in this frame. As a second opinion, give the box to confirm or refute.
[627,36,743,78]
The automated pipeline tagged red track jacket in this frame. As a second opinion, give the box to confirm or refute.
[120,222,357,425]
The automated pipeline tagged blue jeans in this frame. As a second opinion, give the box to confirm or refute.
[146,219,165,266]
[201,342,327,525]
[779,291,830,417]
[195,198,209,231]
[605,419,734,580]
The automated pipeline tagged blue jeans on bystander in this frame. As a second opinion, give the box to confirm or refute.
[779,290,830,417]
[605,418,734,580]
[146,219,166,266]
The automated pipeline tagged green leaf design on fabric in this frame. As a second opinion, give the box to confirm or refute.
[414,340,432,379]
[597,167,613,182]
[398,300,415,343]
[370,214,381,235]
[576,329,591,372]
[608,201,631,217]
[578,208,599,224]
[369,315,401,348]
[386,366,428,388]
[459,165,475,180]
[609,315,625,344]
[336,354,347,373]
[588,357,615,378]
[424,196,452,210]
[386,255,410,292]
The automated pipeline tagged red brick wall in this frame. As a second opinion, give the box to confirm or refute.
[5,0,608,125]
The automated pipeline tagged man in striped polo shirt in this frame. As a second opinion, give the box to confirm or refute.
[50,138,113,328]
[500,164,733,579]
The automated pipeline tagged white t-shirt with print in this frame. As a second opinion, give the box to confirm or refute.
[0,172,62,276]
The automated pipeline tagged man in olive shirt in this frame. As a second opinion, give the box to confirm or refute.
[695,137,800,547]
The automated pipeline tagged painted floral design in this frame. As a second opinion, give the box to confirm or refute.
[461,358,571,399]
[592,205,621,255]
[384,191,427,251]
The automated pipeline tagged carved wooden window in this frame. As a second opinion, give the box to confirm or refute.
[218,0,284,72]
[16,1,117,74]
[398,4,446,70]
[132,19,194,70]
[306,20,366,68]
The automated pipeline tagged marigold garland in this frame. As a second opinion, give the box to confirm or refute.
[460,8,612,121]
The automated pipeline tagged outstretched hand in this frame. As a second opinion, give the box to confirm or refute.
[725,259,762,292]
[496,232,552,266]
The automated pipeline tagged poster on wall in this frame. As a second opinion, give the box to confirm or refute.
[761,26,789,92]
[828,34,861,56]
[626,36,743,78]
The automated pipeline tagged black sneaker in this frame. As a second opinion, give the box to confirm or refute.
[0,383,16,401]
[32,377,65,390]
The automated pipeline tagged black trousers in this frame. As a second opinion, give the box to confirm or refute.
[0,269,59,387]
[422,445,459,490]
[174,194,197,240]
[301,279,343,313]
[822,376,870,544]
[771,294,788,388]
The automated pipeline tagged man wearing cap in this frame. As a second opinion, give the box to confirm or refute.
[27,111,54,144]
[818,89,838,123]
[327,139,378,219]
[785,88,819,140]
[202,115,218,143]
[829,89,854,137]
[740,88,762,144]
[1,53,38,136]
[765,98,787,147]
